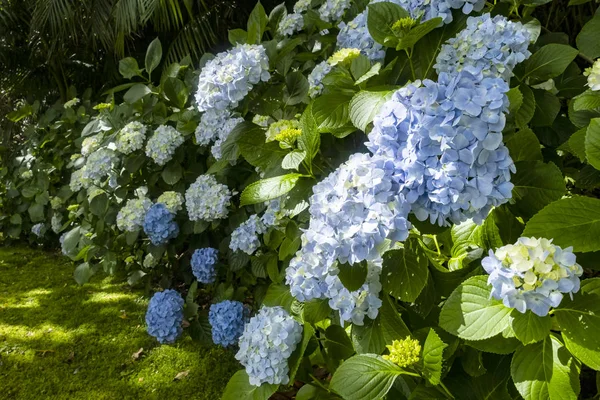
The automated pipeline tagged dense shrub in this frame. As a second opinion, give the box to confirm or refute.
[3,0,600,399]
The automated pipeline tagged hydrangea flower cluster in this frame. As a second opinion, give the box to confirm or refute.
[252,114,272,127]
[81,147,118,182]
[235,306,303,386]
[308,61,332,98]
[230,215,267,255]
[31,223,45,237]
[195,44,270,112]
[318,0,351,22]
[69,169,89,192]
[337,11,385,62]
[145,125,185,166]
[383,337,421,367]
[195,109,243,159]
[185,174,233,221]
[191,247,219,283]
[261,199,282,226]
[396,0,485,24]
[585,59,600,91]
[435,14,532,80]
[145,289,184,344]
[293,0,311,13]
[116,121,147,154]
[59,232,69,256]
[143,253,159,269]
[482,237,583,317]
[143,203,179,245]
[367,71,515,226]
[51,214,62,234]
[81,134,104,156]
[265,119,300,142]
[209,300,249,347]
[278,13,304,36]
[116,197,153,232]
[157,191,184,214]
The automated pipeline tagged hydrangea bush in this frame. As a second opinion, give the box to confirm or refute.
[3,0,600,399]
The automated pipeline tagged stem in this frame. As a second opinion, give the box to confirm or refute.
[439,381,455,399]
[406,49,416,81]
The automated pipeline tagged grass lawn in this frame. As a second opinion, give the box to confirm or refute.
[0,247,240,400]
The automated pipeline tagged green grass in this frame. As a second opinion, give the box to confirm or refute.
[0,247,240,400]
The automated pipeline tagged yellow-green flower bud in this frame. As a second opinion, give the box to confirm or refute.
[382,337,421,368]
[328,48,361,66]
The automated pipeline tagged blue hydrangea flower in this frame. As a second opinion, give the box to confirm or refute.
[319,0,351,22]
[308,61,333,98]
[157,191,184,214]
[209,300,249,347]
[81,147,118,182]
[482,237,583,317]
[31,223,45,237]
[195,44,270,112]
[230,215,266,255]
[261,199,281,227]
[191,247,219,284]
[69,168,91,192]
[143,203,179,245]
[185,174,234,221]
[337,10,385,62]
[435,14,532,80]
[116,197,153,232]
[145,289,184,344]
[392,0,485,24]
[278,13,304,36]
[116,121,147,154]
[235,306,303,386]
[145,125,185,166]
[367,71,515,226]
[195,109,244,160]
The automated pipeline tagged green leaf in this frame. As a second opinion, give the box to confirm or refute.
[510,161,566,219]
[119,57,143,79]
[145,38,162,76]
[240,174,302,207]
[278,236,301,261]
[577,14,600,59]
[124,84,151,104]
[524,44,579,82]
[523,196,600,252]
[163,77,188,109]
[586,118,600,170]
[325,325,356,361]
[367,2,410,46]
[247,2,268,45]
[396,18,443,51]
[507,87,523,115]
[510,310,551,345]
[530,89,560,127]
[510,335,580,400]
[304,299,332,324]
[298,103,320,167]
[262,283,294,312]
[349,90,394,131]
[28,203,44,222]
[89,193,108,216]
[573,90,600,112]
[565,127,587,162]
[422,329,447,385]
[382,244,429,302]
[504,128,543,162]
[288,324,315,383]
[338,260,368,292]
[221,370,278,400]
[161,162,182,185]
[516,84,536,128]
[228,29,247,45]
[74,262,93,285]
[238,124,286,169]
[282,150,306,170]
[296,385,340,400]
[312,94,352,133]
[355,63,382,85]
[554,278,600,370]
[284,71,309,106]
[352,317,386,355]
[10,214,21,225]
[439,275,512,341]
[330,354,407,400]
[465,334,521,355]
[379,294,412,344]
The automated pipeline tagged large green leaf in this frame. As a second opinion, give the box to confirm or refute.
[246,2,268,45]
[338,260,368,292]
[303,299,332,324]
[238,127,287,171]
[504,128,543,162]
[163,77,188,109]
[530,89,560,127]
[577,14,600,59]
[330,354,407,400]
[221,370,278,400]
[573,90,600,112]
[510,161,566,219]
[422,329,447,385]
[288,324,315,383]
[523,196,600,253]
[325,325,356,361]
[119,57,143,79]
[585,118,600,170]
[298,103,320,168]
[439,275,512,341]
[145,38,162,76]
[523,44,579,82]
[516,84,536,128]
[284,71,309,106]
[510,310,551,345]
[554,278,600,370]
[312,94,352,133]
[262,283,294,312]
[349,89,394,131]
[382,243,429,302]
[510,335,580,400]
[240,174,302,207]
[124,84,151,104]
[366,2,409,46]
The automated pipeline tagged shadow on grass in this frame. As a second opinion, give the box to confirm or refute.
[0,247,240,400]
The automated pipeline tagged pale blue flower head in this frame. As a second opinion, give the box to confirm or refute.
[278,13,304,36]
[116,121,147,154]
[195,109,244,160]
[337,10,385,62]
[31,223,46,237]
[319,0,351,22]
[230,214,266,255]
[308,61,333,98]
[145,289,184,344]
[185,174,234,221]
[117,197,153,232]
[145,125,185,166]
[209,300,249,347]
[82,147,118,182]
[235,306,303,386]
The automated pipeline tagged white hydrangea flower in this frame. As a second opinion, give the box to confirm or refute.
[278,13,304,36]
[81,147,118,182]
[585,59,600,91]
[157,191,184,214]
[185,174,234,222]
[116,121,147,154]
[81,133,104,156]
[145,125,185,166]
[116,197,153,232]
